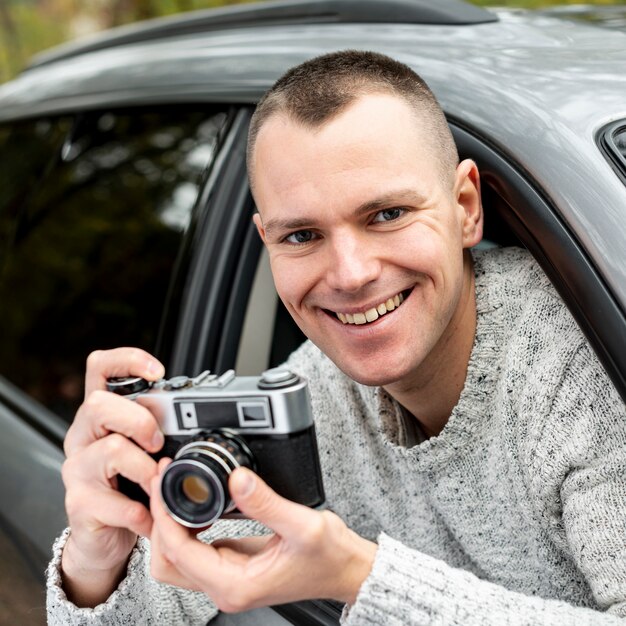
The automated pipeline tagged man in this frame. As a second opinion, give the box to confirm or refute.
[48,51,626,624]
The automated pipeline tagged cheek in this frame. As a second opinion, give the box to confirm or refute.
[269,256,316,310]
[390,227,449,277]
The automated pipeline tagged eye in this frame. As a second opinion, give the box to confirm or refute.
[372,208,405,223]
[285,230,317,245]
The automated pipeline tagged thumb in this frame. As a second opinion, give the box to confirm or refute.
[230,467,311,537]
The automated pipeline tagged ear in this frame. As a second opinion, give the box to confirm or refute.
[252,212,267,244]
[454,159,483,249]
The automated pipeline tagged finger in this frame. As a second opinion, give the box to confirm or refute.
[212,535,274,557]
[157,457,171,473]
[85,348,165,398]
[65,391,164,456]
[150,475,229,581]
[150,521,202,590]
[229,468,317,540]
[63,434,158,495]
[66,484,153,537]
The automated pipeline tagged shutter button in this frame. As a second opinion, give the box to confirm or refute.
[258,368,298,389]
[166,376,192,390]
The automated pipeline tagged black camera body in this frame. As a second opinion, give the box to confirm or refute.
[107,368,325,527]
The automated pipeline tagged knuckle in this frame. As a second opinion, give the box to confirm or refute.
[302,513,327,546]
[104,432,128,457]
[135,411,157,439]
[61,458,76,485]
[124,500,149,527]
[127,347,147,368]
[83,389,108,412]
[63,432,75,457]
[64,491,81,519]
[86,350,105,373]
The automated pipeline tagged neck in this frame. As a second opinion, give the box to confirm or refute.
[383,255,477,438]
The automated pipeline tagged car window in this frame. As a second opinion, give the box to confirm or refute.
[0,117,71,267]
[0,106,230,421]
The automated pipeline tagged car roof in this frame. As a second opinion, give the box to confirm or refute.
[1,2,625,313]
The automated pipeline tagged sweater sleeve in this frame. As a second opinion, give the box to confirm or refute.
[343,533,625,626]
[542,340,626,616]
[46,519,269,625]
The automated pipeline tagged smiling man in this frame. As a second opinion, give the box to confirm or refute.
[249,79,481,437]
[48,51,626,625]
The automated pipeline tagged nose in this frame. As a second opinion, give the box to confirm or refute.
[325,230,381,294]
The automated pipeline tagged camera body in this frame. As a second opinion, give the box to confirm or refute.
[107,368,325,527]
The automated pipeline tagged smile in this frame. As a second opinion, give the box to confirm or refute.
[333,290,409,325]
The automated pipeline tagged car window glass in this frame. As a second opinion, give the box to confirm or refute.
[0,117,71,266]
[0,107,230,421]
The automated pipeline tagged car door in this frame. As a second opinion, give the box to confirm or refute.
[0,102,260,624]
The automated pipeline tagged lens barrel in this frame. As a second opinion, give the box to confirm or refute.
[160,429,254,527]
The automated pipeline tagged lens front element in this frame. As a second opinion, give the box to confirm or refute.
[160,429,254,527]
[182,474,211,504]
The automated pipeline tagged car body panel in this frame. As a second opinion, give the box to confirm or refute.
[0,382,65,569]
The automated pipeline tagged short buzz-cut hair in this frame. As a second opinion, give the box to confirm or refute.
[247,49,459,188]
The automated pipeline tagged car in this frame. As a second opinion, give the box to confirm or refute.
[0,0,625,623]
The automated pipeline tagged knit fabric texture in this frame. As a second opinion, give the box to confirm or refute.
[47,247,626,625]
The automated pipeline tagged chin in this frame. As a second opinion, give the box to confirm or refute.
[329,353,416,388]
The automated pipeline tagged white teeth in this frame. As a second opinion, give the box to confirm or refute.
[365,308,379,322]
[335,292,407,326]
[353,312,367,325]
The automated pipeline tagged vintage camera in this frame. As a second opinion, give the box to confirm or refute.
[106,368,325,527]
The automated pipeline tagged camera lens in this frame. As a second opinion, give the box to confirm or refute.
[181,475,211,505]
[160,429,254,527]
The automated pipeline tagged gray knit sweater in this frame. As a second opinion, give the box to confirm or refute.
[47,247,626,625]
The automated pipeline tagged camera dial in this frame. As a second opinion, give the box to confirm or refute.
[106,376,152,396]
[160,429,255,527]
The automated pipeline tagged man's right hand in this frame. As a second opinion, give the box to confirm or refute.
[60,347,166,607]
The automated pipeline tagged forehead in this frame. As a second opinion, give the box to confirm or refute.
[252,94,440,214]
[256,92,424,155]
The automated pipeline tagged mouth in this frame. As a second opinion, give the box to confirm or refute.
[324,289,412,326]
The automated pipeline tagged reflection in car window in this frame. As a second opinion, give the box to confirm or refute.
[0,107,230,421]
[0,117,71,268]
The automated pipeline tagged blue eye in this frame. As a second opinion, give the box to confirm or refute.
[373,208,404,223]
[285,230,316,244]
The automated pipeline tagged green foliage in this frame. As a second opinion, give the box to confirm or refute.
[0,0,254,83]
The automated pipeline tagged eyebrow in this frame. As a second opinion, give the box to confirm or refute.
[261,188,428,240]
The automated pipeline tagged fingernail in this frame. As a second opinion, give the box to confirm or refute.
[234,469,256,497]
[152,429,164,450]
[146,360,164,379]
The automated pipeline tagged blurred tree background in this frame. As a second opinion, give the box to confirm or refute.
[1,0,625,83]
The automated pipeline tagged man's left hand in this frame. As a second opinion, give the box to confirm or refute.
[149,460,377,612]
